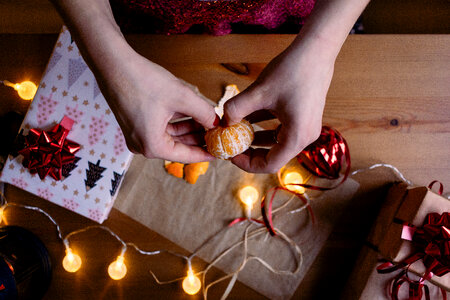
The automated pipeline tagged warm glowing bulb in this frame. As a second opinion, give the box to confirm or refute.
[0,206,4,224]
[238,186,259,209]
[62,248,82,273]
[182,269,201,295]
[14,81,37,100]
[283,172,305,194]
[108,255,127,280]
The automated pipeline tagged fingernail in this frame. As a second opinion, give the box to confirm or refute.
[213,114,220,127]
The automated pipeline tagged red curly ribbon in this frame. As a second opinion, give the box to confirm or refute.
[389,269,432,300]
[428,180,444,195]
[18,116,80,181]
[228,217,265,227]
[261,186,315,236]
[229,187,315,236]
[295,126,351,191]
[377,212,450,299]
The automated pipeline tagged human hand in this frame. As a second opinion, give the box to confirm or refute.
[223,41,335,173]
[99,51,218,163]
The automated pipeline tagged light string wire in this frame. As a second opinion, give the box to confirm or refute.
[0,163,441,299]
[148,192,301,293]
[202,217,305,300]
[350,163,414,186]
[0,190,189,268]
[189,192,304,299]
[144,162,440,298]
[162,191,305,299]
[0,183,308,300]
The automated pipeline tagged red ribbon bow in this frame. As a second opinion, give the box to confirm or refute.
[409,213,450,278]
[18,116,80,181]
[377,212,450,300]
[295,126,351,191]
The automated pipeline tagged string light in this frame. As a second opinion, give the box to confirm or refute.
[0,190,302,299]
[182,265,201,295]
[238,185,259,217]
[282,172,305,194]
[0,163,418,299]
[108,248,127,280]
[2,80,37,100]
[0,205,5,224]
[62,247,82,273]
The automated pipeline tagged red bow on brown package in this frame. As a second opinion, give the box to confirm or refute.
[18,116,80,181]
[377,212,450,300]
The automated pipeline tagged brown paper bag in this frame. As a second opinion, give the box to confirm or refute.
[114,155,359,299]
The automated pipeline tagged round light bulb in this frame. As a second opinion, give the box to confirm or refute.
[283,172,305,194]
[62,248,82,273]
[238,186,259,209]
[182,269,201,295]
[108,255,127,280]
[15,81,37,100]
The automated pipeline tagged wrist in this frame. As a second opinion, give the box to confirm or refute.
[288,0,370,63]
[285,33,339,68]
[56,1,134,86]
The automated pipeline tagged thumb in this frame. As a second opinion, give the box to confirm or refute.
[223,89,266,126]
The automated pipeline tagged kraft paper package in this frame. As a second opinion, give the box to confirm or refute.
[342,183,449,299]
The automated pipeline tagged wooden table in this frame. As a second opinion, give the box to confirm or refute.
[0,34,449,299]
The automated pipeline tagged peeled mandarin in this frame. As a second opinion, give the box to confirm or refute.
[205,120,254,159]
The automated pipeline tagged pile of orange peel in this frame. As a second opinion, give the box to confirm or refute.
[164,161,209,184]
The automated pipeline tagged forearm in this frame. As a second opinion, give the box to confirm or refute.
[290,0,370,60]
[49,0,134,85]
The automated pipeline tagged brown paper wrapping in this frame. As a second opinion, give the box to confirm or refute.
[378,185,450,290]
[343,183,450,299]
[114,155,359,299]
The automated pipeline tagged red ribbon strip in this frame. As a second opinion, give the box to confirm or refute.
[428,180,444,195]
[229,187,315,237]
[228,217,265,227]
[389,269,432,300]
[18,116,80,181]
[260,187,315,236]
[257,126,347,235]
[377,212,450,300]
[295,126,351,191]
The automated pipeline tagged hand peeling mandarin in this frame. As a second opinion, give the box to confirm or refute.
[205,120,254,159]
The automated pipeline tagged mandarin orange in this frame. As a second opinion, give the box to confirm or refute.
[205,120,254,159]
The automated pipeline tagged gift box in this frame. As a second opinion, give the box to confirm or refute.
[0,27,133,223]
[343,183,450,299]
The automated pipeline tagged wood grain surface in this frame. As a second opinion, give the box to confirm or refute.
[0,34,449,299]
